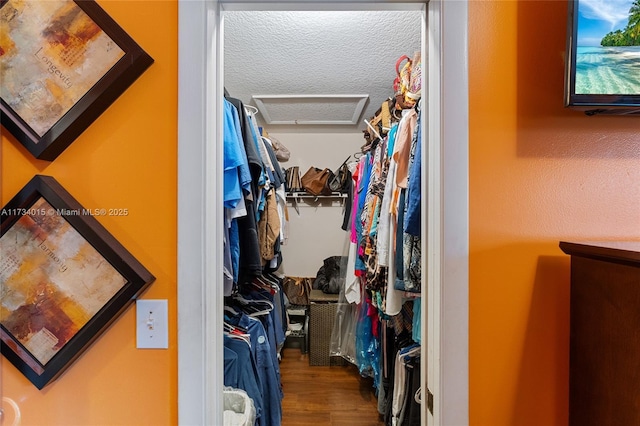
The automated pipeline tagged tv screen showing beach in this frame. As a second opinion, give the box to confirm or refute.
[575,0,640,95]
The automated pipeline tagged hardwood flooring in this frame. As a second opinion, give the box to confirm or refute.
[279,348,385,426]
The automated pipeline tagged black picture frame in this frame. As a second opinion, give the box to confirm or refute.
[0,175,155,389]
[0,0,154,160]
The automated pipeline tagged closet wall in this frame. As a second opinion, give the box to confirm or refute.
[269,131,361,277]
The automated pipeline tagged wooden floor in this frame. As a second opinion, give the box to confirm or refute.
[279,347,385,426]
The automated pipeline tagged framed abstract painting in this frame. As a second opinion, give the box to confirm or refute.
[0,175,155,389]
[0,0,154,160]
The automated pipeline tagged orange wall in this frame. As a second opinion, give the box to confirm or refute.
[1,1,178,424]
[469,1,640,425]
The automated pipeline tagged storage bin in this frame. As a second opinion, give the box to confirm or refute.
[223,387,255,426]
[308,290,346,366]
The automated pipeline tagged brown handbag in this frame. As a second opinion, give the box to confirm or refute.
[301,167,333,196]
[285,166,302,192]
[282,276,312,306]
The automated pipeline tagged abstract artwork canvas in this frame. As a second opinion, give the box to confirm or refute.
[1,176,155,388]
[0,0,153,160]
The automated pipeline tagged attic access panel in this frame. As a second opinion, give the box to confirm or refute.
[252,94,369,125]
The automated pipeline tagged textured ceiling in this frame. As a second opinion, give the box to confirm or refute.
[223,10,421,130]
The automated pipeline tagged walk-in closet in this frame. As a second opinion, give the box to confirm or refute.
[222,6,423,426]
[177,2,468,425]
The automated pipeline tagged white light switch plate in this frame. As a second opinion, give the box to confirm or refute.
[136,299,168,349]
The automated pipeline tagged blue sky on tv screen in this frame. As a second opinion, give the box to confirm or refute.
[577,0,634,46]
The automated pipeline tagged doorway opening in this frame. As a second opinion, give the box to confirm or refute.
[177,1,468,425]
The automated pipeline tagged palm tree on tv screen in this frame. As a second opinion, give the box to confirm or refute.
[601,0,640,46]
[628,0,640,42]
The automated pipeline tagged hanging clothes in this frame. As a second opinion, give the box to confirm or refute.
[222,98,289,291]
[224,275,289,426]
[335,84,424,426]
[400,104,422,294]
[223,96,290,424]
[224,98,263,287]
[225,311,282,426]
[224,335,264,425]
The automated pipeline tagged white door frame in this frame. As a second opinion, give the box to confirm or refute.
[177,1,468,425]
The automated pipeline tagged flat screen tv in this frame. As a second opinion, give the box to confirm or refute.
[565,0,640,115]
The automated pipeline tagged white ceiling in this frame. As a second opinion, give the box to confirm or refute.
[223,10,422,130]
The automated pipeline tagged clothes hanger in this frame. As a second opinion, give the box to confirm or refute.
[223,317,249,339]
[392,106,403,121]
[256,274,278,287]
[263,271,284,284]
[224,305,240,316]
[249,277,276,295]
[244,104,259,115]
[257,274,281,290]
[235,299,272,317]
[363,119,382,141]
[224,327,251,347]
[247,307,272,318]
[233,293,274,311]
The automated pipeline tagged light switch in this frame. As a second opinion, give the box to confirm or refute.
[136,299,168,349]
